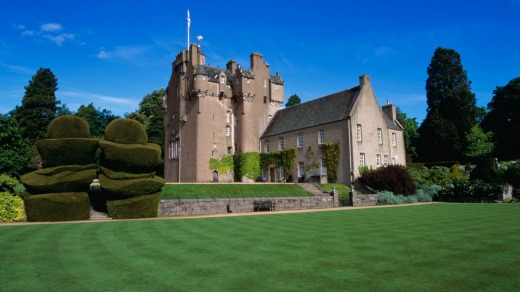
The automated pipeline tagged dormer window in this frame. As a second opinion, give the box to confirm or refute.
[220,76,226,83]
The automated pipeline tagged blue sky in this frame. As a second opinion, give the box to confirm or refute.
[1,0,519,123]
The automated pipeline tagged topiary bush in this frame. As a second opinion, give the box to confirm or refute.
[36,139,99,167]
[99,140,161,173]
[104,118,148,145]
[22,191,90,221]
[359,165,417,196]
[46,115,91,138]
[106,191,162,219]
[21,165,97,194]
[0,192,26,222]
[99,174,165,198]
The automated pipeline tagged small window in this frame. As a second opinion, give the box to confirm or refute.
[360,153,365,167]
[220,76,225,83]
[318,129,325,144]
[356,124,362,141]
[202,76,206,80]
[275,85,279,90]
[225,126,230,136]
[265,140,270,153]
[376,154,381,167]
[264,96,267,103]
[297,133,303,148]
[263,79,267,87]
[392,133,396,146]
[384,155,389,166]
[227,147,233,154]
[298,162,305,178]
[226,112,231,124]
[279,166,284,180]
[378,128,382,144]
[278,137,284,151]
[246,79,251,84]
[392,158,396,165]
[320,158,327,176]
[169,141,179,159]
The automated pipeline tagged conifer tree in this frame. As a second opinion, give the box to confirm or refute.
[418,47,478,162]
[14,68,59,142]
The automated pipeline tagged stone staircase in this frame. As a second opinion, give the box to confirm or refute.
[298,183,328,196]
[89,208,111,220]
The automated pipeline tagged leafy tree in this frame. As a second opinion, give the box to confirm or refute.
[481,77,520,160]
[0,115,35,177]
[14,68,59,142]
[418,47,479,162]
[126,89,165,154]
[75,103,118,138]
[465,125,494,160]
[285,94,301,107]
[56,104,73,116]
[397,108,419,162]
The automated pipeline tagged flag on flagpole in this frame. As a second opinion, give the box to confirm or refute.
[187,10,191,28]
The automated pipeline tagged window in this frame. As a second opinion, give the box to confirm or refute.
[226,112,231,124]
[265,140,270,153]
[227,147,233,154]
[378,128,382,144]
[392,133,397,146]
[263,79,267,87]
[392,158,396,165]
[297,132,303,148]
[169,140,178,159]
[278,137,284,151]
[220,76,225,83]
[356,124,362,141]
[225,126,230,136]
[360,153,365,166]
[298,162,305,178]
[264,96,267,103]
[279,166,284,180]
[246,79,251,84]
[376,154,381,167]
[320,158,327,176]
[384,155,389,166]
[318,129,325,144]
[275,85,279,90]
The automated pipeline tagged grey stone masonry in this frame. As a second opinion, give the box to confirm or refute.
[352,194,379,207]
[159,195,335,217]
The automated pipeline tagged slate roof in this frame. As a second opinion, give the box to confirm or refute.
[239,68,254,79]
[262,86,360,137]
[382,112,403,130]
[270,74,283,85]
[194,65,234,85]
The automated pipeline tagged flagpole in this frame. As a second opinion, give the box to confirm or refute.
[187,10,190,50]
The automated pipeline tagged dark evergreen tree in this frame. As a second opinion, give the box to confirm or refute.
[0,115,35,177]
[14,68,59,142]
[285,94,301,107]
[418,47,478,162]
[126,89,165,155]
[481,77,520,160]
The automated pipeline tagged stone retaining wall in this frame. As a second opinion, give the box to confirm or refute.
[352,194,379,207]
[159,195,336,217]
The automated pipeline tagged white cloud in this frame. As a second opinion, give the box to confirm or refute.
[0,63,34,75]
[41,23,63,32]
[43,33,75,46]
[96,46,149,62]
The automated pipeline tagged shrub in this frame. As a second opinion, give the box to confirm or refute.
[377,191,399,205]
[359,165,417,196]
[0,174,19,193]
[22,192,90,222]
[319,184,351,206]
[416,184,442,201]
[46,115,91,138]
[99,140,161,173]
[0,192,26,222]
[21,166,97,194]
[107,191,162,219]
[438,179,502,202]
[104,118,148,145]
[234,152,260,182]
[450,164,468,181]
[319,142,340,183]
[358,165,373,177]
[408,166,452,187]
[503,164,520,189]
[99,174,165,198]
[470,158,497,182]
[36,138,99,167]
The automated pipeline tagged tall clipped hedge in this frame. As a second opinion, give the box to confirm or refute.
[319,142,340,183]
[234,152,260,181]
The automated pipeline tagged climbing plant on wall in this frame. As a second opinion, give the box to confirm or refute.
[233,152,261,181]
[209,154,234,174]
[259,148,297,176]
[319,142,340,183]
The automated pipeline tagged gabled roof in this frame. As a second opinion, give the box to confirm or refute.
[195,65,234,85]
[262,86,360,137]
[383,112,402,130]
[239,67,254,79]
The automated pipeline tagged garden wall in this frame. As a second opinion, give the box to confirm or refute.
[159,195,335,217]
[352,194,378,207]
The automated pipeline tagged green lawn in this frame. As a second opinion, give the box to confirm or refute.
[161,183,313,199]
[1,204,520,291]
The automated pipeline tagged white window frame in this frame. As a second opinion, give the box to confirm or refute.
[376,154,381,167]
[225,126,230,136]
[279,166,284,180]
[318,129,325,144]
[360,153,365,167]
[278,137,284,151]
[320,158,327,176]
[356,124,362,141]
[384,155,389,166]
[263,79,267,87]
[392,158,396,165]
[226,112,231,124]
[298,162,305,178]
[297,132,303,148]
[378,128,382,144]
[392,133,397,146]
[220,75,226,83]
[265,140,270,153]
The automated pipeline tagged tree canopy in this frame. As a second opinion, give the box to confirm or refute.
[465,125,494,160]
[75,103,119,138]
[418,47,479,163]
[397,108,419,162]
[0,115,34,177]
[14,68,59,142]
[285,94,301,107]
[481,77,520,160]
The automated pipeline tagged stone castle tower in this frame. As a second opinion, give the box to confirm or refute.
[164,44,284,182]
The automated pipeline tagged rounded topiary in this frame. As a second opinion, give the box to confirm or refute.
[104,119,148,144]
[47,115,91,138]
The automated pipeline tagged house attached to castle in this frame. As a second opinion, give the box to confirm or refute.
[164,44,406,184]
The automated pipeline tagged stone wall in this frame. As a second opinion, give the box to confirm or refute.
[159,195,335,217]
[352,194,378,207]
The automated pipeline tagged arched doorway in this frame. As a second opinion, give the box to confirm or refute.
[212,170,219,182]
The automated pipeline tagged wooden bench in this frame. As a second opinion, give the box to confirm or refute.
[253,200,275,212]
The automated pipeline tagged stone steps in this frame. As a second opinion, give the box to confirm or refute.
[89,208,111,220]
[298,183,328,196]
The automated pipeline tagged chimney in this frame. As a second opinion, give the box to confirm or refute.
[227,60,237,75]
[250,52,264,70]
[382,104,396,121]
[359,74,371,87]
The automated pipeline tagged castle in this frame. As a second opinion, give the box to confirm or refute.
[164,44,406,184]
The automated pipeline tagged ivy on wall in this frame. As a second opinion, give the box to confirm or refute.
[233,152,261,181]
[319,142,340,183]
[259,148,297,177]
[209,154,234,174]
